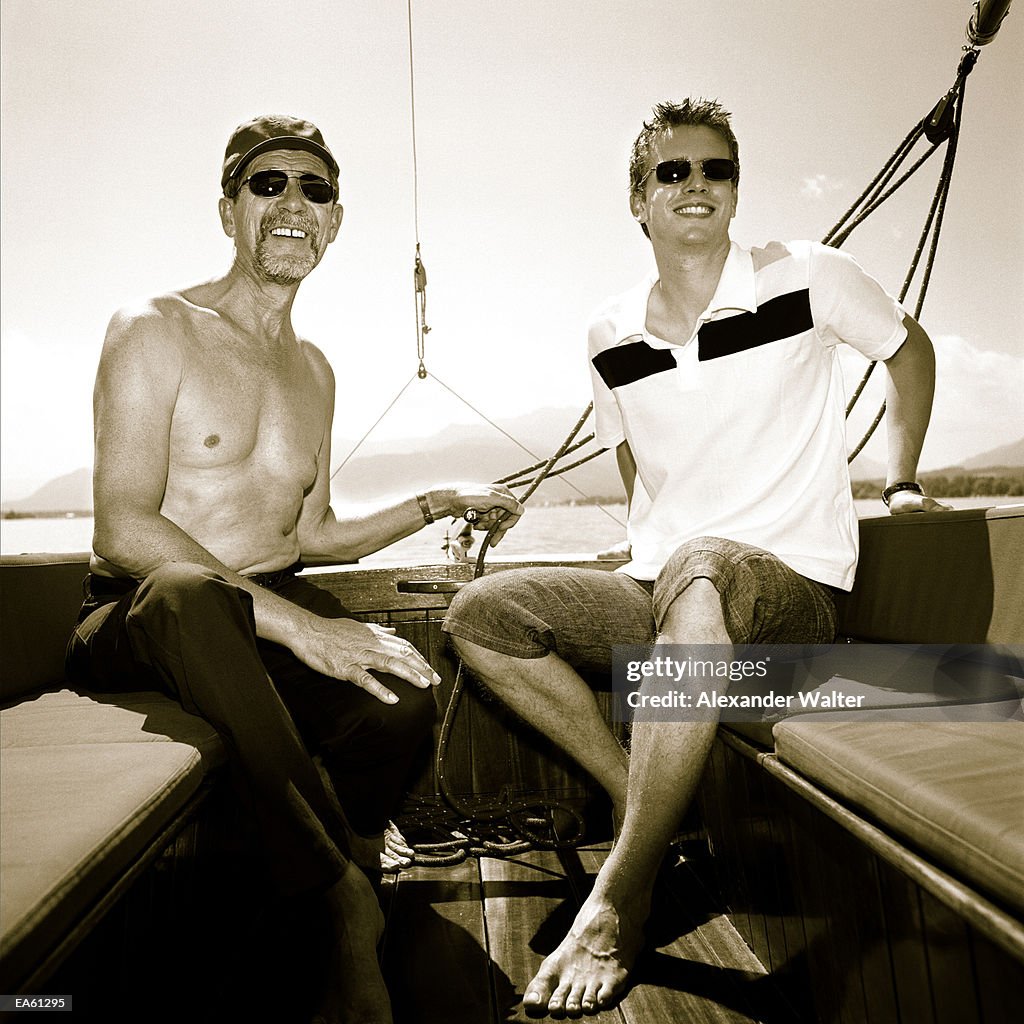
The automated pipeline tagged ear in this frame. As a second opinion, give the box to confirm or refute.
[629,191,647,226]
[729,183,739,220]
[327,203,344,243]
[218,196,236,238]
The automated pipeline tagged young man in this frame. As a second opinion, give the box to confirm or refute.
[67,114,522,1024]
[443,98,948,1015]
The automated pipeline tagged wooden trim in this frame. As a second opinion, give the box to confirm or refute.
[14,782,217,994]
[305,558,624,614]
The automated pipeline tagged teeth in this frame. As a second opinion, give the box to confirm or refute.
[270,227,308,238]
[676,205,713,215]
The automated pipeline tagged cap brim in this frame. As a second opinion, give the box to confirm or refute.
[222,136,339,190]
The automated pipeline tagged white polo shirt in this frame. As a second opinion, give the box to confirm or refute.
[588,240,907,590]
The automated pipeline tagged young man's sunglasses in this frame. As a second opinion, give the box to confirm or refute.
[645,158,737,185]
[239,170,337,204]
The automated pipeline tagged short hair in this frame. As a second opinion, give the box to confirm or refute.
[628,98,740,207]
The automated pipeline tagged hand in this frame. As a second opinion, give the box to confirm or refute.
[887,489,953,515]
[431,483,524,547]
[291,614,440,704]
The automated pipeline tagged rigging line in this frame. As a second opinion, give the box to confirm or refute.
[429,373,625,525]
[846,70,968,461]
[329,373,418,480]
[408,1,431,375]
[406,0,421,245]
[493,435,599,484]
[428,372,545,462]
[823,122,924,246]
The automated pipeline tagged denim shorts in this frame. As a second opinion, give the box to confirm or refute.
[442,535,837,668]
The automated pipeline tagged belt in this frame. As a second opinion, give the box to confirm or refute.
[245,562,304,588]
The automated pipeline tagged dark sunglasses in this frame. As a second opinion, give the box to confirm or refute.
[645,158,737,185]
[240,170,336,204]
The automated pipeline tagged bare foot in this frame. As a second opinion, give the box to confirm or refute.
[315,863,393,1024]
[523,888,647,1015]
[348,821,414,873]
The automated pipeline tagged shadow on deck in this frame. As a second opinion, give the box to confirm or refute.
[378,842,794,1024]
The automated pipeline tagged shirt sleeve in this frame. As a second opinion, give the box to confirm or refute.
[808,242,908,360]
[587,315,626,448]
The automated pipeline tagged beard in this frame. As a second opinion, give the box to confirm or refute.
[254,216,322,285]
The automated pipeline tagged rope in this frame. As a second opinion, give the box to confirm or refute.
[838,46,976,461]
[407,2,431,378]
[329,374,418,481]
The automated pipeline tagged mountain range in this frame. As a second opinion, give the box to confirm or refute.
[3,408,1022,515]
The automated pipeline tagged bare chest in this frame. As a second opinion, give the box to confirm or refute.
[168,342,325,484]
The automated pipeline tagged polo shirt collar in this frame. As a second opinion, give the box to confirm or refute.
[620,241,757,348]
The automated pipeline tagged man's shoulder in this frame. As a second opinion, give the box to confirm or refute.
[108,291,194,335]
[297,337,334,385]
[101,292,195,370]
[747,239,820,274]
[587,274,655,351]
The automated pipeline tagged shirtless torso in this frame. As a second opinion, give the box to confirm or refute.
[91,284,334,579]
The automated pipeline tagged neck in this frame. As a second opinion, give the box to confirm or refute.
[651,237,731,316]
[209,262,301,344]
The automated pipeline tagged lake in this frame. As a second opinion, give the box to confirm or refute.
[2,498,1019,565]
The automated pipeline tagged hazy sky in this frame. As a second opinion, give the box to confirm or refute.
[2,0,1021,498]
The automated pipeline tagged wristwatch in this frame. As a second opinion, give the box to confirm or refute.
[881,481,923,506]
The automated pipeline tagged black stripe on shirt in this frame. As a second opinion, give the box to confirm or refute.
[698,288,813,361]
[592,338,676,389]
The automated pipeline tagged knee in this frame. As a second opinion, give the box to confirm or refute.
[375,678,437,744]
[654,538,733,637]
[400,681,437,739]
[445,570,551,663]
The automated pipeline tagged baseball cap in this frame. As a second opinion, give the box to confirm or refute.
[221,114,339,194]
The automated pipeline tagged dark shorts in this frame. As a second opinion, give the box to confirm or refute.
[442,536,838,669]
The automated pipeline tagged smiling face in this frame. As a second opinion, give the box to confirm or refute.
[218,149,343,286]
[631,125,737,251]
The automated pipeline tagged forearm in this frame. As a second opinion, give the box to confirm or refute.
[300,488,451,562]
[301,483,522,561]
[92,507,311,645]
[884,316,936,484]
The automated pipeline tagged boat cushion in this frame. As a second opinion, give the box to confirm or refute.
[2,688,225,766]
[0,741,207,990]
[774,710,1024,915]
[0,689,225,989]
[725,642,1024,747]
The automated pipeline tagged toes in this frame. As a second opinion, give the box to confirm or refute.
[564,976,594,1015]
[580,979,602,1013]
[524,968,556,1008]
[547,979,573,1014]
[595,978,619,1007]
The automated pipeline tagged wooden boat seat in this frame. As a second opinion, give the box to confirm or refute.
[0,554,226,993]
[710,508,1024,916]
[773,710,1024,916]
[698,505,1024,1019]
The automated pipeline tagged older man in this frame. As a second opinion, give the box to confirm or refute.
[66,114,521,1024]
[444,98,948,1015]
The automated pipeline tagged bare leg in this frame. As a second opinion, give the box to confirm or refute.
[452,638,630,820]
[313,862,393,1024]
[524,578,730,1014]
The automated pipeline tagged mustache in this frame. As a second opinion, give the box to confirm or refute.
[259,213,319,240]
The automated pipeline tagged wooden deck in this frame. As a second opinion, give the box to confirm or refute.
[378,842,793,1024]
